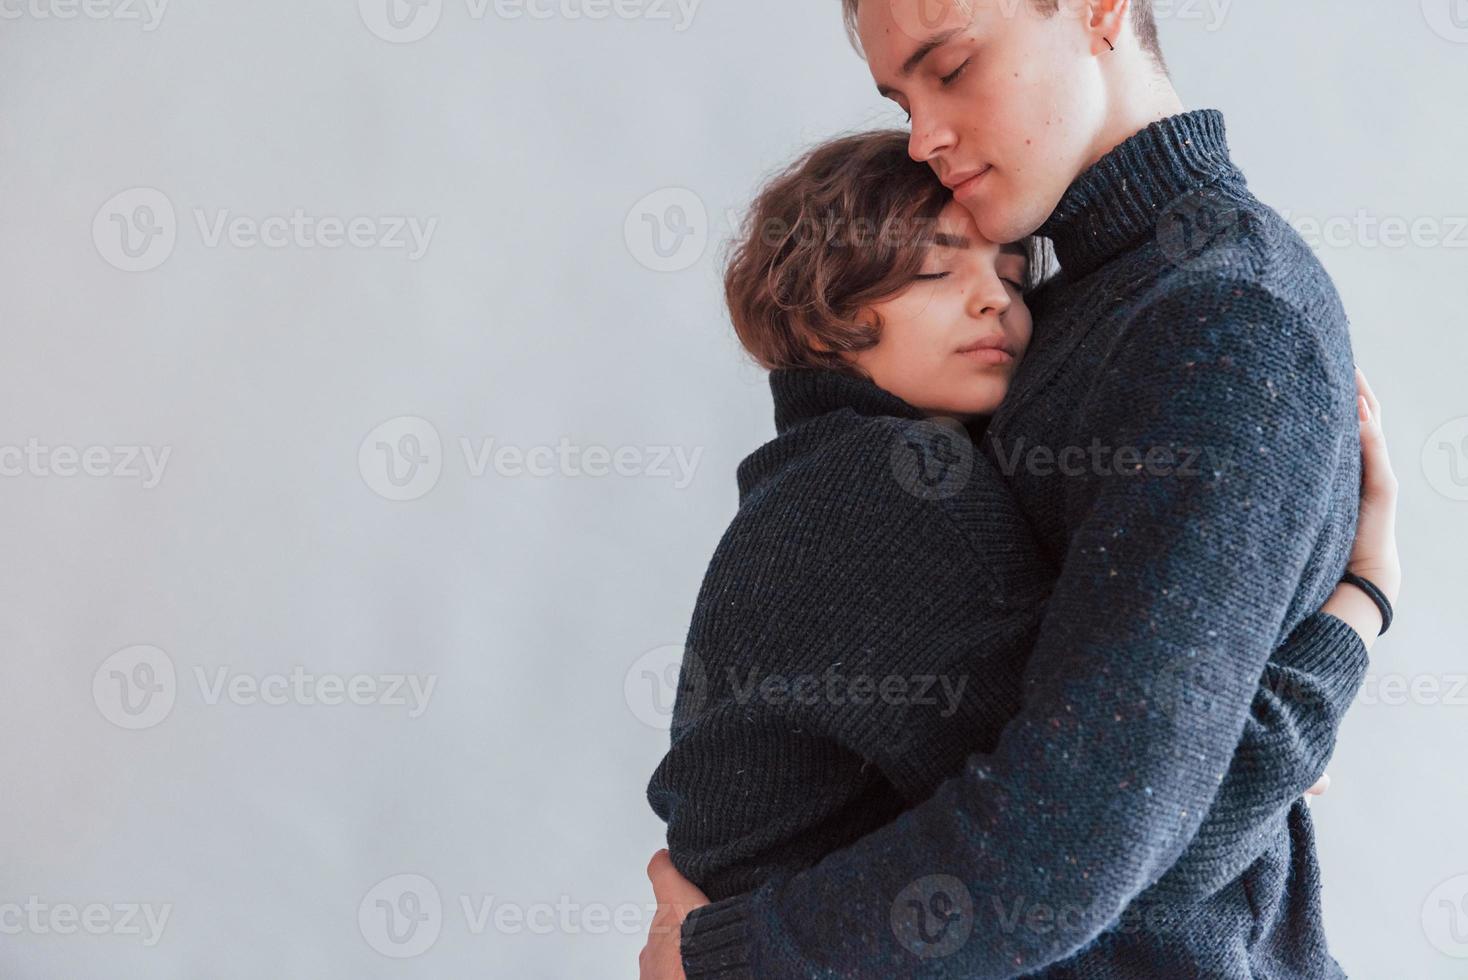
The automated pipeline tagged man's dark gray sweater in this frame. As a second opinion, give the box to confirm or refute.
[666,110,1366,976]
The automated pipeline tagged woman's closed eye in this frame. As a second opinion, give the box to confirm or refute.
[914,271,950,281]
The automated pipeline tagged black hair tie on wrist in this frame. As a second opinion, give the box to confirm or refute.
[1341,571,1393,636]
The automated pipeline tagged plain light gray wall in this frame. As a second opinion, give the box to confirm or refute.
[0,0,1463,976]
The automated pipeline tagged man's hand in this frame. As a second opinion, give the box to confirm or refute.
[640,849,710,980]
[1305,772,1330,801]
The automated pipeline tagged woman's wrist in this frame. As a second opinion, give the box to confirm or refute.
[1346,561,1401,608]
[1321,583,1382,650]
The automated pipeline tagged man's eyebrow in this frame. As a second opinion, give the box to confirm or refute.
[875,27,965,98]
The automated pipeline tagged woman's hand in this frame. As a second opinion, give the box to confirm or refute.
[1345,366,1402,607]
[1309,368,1400,802]
[640,849,708,980]
[1322,366,1402,645]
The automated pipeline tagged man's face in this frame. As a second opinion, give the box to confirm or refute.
[857,0,1109,244]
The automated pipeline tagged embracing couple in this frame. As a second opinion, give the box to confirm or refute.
[641,0,1402,976]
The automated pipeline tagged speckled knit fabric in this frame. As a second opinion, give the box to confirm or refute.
[661,110,1365,977]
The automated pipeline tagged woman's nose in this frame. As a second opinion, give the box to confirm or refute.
[967,276,1011,320]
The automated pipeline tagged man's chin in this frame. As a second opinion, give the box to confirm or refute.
[959,195,1048,247]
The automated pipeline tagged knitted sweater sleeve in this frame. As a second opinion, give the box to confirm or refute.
[677,278,1359,978]
[1144,610,1366,903]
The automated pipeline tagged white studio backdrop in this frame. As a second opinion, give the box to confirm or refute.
[0,0,1464,977]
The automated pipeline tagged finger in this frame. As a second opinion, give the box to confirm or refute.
[1355,366,1382,424]
[648,848,671,884]
[1306,772,1331,797]
[648,849,682,906]
[1358,396,1398,499]
[647,850,710,907]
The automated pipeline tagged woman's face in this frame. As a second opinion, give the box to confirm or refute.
[846,200,1032,419]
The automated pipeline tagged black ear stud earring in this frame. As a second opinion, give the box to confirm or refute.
[1103,36,1115,51]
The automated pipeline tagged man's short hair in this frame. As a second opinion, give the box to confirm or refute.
[840,0,1166,72]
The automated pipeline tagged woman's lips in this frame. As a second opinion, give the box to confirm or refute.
[957,346,1014,366]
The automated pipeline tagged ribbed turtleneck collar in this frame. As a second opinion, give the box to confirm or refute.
[770,368,926,434]
[1037,109,1242,279]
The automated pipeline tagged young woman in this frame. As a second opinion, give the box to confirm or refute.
[646,130,1399,907]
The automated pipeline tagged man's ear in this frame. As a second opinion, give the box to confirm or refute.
[1085,0,1130,56]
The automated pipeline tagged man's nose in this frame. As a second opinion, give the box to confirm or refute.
[908,109,956,165]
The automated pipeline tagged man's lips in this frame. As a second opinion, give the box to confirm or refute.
[943,165,993,198]
[956,335,1014,366]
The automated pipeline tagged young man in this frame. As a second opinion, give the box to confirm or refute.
[642,0,1400,975]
